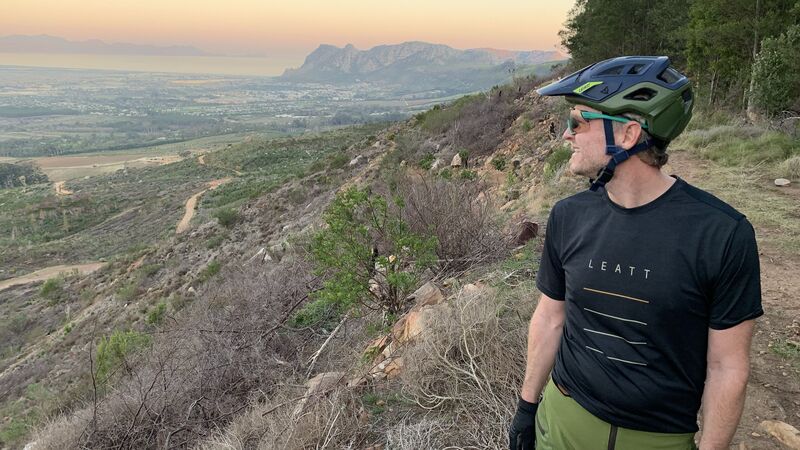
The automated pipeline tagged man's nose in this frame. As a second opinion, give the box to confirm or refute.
[562,126,573,141]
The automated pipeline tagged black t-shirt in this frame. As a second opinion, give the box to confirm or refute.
[536,177,763,433]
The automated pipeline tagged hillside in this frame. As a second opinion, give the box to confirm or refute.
[1,73,799,449]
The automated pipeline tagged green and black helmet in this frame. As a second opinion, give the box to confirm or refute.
[536,56,694,190]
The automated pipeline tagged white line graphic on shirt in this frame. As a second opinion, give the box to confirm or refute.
[607,356,648,366]
[583,328,647,345]
[584,307,648,326]
[585,346,648,366]
[583,287,649,304]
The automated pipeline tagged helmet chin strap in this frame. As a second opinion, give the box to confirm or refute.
[588,118,652,192]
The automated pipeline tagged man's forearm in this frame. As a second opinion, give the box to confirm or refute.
[698,367,749,450]
[520,298,564,403]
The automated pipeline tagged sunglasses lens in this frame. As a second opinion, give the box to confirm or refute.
[567,115,578,134]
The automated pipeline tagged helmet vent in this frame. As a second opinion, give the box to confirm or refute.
[624,88,658,101]
[658,67,682,84]
[599,66,624,75]
[627,64,646,74]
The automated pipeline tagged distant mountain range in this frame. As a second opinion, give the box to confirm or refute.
[0,35,209,56]
[281,41,568,86]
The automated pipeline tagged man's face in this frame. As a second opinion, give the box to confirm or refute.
[562,105,611,178]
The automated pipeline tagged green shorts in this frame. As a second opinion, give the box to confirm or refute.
[535,379,698,450]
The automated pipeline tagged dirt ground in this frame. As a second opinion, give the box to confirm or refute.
[175,177,232,234]
[667,154,800,449]
[0,263,105,292]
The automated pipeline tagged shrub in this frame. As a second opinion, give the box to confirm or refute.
[146,302,167,325]
[544,145,572,180]
[778,155,800,180]
[115,280,140,302]
[400,287,528,447]
[395,173,512,274]
[491,157,507,171]
[300,187,438,323]
[751,24,800,116]
[458,149,470,168]
[459,169,477,180]
[419,153,435,170]
[95,330,152,384]
[213,208,240,228]
[40,277,65,304]
[522,119,533,132]
[439,168,452,180]
[197,261,222,283]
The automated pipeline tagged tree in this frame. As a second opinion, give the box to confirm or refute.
[751,24,800,115]
[297,187,437,325]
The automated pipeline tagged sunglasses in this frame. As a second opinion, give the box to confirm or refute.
[566,110,648,135]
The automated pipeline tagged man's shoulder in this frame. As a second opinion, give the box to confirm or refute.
[674,178,746,223]
[552,189,602,213]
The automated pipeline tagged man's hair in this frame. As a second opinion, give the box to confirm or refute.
[613,112,669,168]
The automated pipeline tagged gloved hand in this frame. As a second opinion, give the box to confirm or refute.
[509,397,539,450]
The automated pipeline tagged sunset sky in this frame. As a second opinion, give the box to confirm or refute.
[3,0,574,60]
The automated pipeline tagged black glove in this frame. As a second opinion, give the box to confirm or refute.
[509,397,539,450]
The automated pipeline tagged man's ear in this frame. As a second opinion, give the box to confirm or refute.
[619,121,643,150]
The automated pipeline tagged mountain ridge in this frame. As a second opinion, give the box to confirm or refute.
[281,41,567,84]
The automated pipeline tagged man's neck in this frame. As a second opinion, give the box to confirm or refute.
[604,166,676,209]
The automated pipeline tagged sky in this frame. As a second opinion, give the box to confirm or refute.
[2,0,574,61]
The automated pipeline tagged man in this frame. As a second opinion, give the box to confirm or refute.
[508,56,763,450]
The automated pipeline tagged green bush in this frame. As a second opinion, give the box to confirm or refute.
[40,277,64,303]
[491,157,507,171]
[116,280,139,302]
[95,330,151,383]
[752,24,800,116]
[197,261,222,283]
[213,208,240,228]
[544,146,573,180]
[419,153,436,170]
[296,187,437,326]
[146,302,167,325]
[522,120,533,132]
[439,168,453,180]
[458,149,470,167]
[459,169,478,180]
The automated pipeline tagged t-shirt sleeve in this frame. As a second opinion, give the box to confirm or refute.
[536,204,566,301]
[709,218,763,330]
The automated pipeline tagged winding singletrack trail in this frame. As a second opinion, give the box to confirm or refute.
[176,178,232,234]
[0,263,105,292]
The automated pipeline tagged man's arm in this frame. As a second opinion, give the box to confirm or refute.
[520,293,566,403]
[698,319,756,450]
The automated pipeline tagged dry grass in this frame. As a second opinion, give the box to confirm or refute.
[397,285,530,448]
[31,257,321,449]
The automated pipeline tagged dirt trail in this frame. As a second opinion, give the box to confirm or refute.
[176,178,232,234]
[0,263,105,292]
[53,181,73,196]
[666,153,800,449]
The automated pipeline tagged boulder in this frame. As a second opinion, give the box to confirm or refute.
[516,221,539,245]
[759,420,800,449]
[451,153,463,168]
[408,281,444,308]
[349,155,366,166]
[430,158,443,171]
[384,357,403,379]
[295,372,346,416]
[775,178,791,187]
